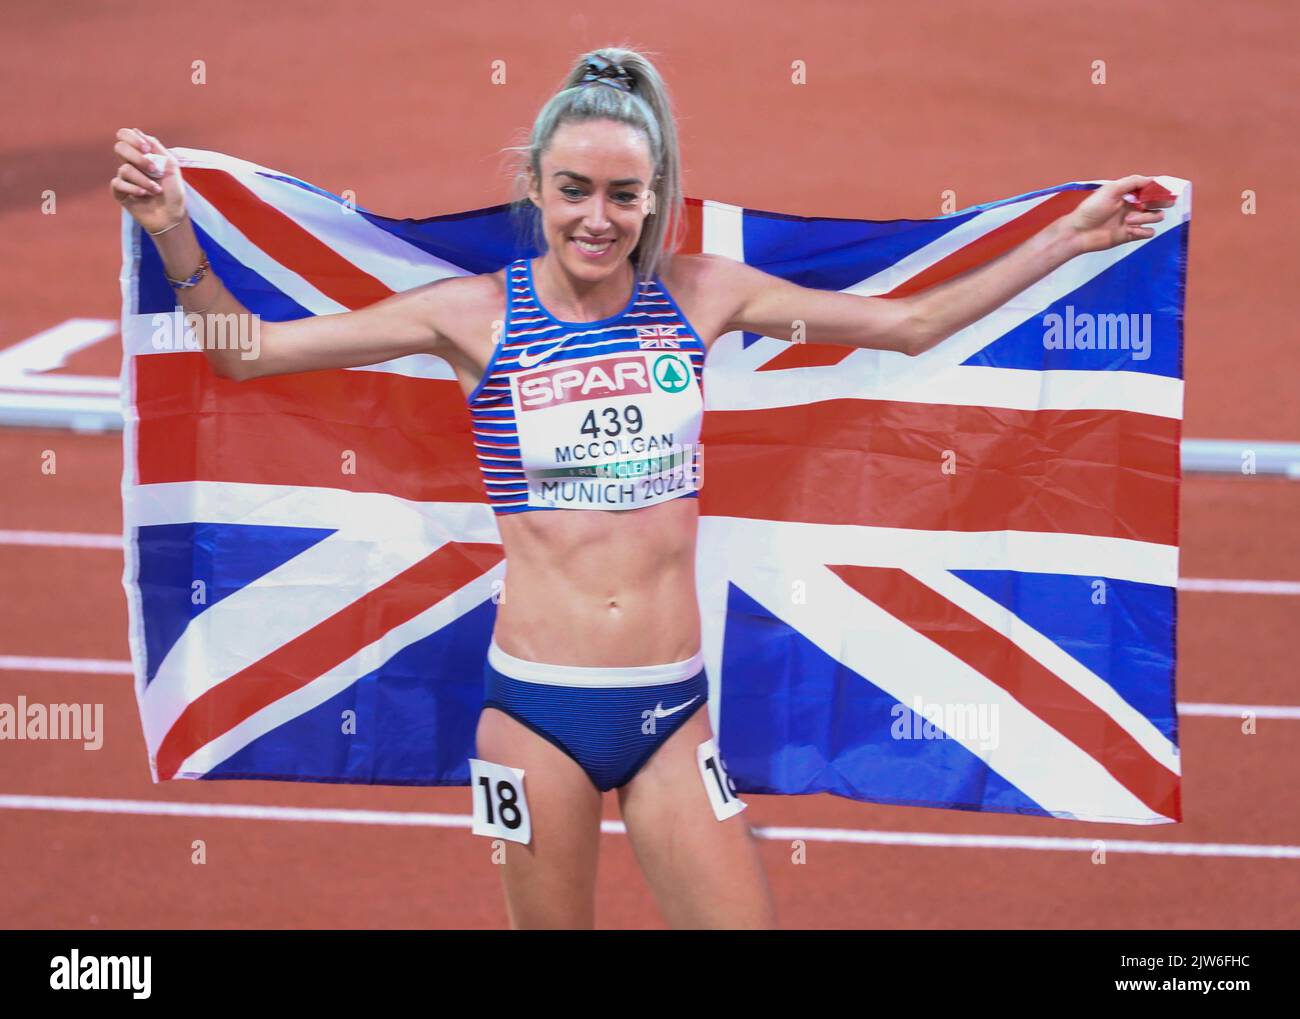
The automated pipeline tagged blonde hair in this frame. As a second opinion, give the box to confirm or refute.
[500,45,686,283]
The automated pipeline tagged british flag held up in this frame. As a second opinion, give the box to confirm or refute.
[119,148,1190,824]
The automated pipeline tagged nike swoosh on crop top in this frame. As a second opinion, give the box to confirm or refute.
[466,257,706,515]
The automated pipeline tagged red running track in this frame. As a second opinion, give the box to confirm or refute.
[1,1,1297,928]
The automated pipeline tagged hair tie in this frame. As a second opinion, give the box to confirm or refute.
[578,55,634,93]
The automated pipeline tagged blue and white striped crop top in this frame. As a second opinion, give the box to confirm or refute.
[467,257,706,515]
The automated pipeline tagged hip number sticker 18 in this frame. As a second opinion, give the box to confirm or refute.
[469,757,532,845]
[696,737,747,821]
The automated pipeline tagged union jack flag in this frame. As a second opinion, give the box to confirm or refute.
[637,324,682,348]
[119,148,1190,823]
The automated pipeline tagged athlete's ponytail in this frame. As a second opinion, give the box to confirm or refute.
[500,45,686,283]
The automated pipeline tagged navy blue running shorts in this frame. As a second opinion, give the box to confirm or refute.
[482,639,707,792]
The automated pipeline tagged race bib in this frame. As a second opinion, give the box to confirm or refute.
[510,350,703,511]
[469,757,532,845]
[696,738,747,821]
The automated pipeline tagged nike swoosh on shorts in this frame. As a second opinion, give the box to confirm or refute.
[652,695,700,719]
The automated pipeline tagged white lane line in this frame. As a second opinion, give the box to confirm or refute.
[745,826,1300,859]
[0,319,118,380]
[0,795,471,828]
[1179,578,1300,595]
[1178,703,1300,719]
[0,531,123,549]
[0,656,133,674]
[0,794,1296,859]
[0,655,1296,720]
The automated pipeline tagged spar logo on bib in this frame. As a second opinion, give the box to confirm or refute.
[516,354,652,411]
[652,354,691,393]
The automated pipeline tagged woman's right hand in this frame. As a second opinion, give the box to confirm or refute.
[109,128,186,234]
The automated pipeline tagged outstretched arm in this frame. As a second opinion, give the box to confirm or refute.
[112,127,462,381]
[709,253,920,355]
[904,175,1171,355]
[713,174,1171,356]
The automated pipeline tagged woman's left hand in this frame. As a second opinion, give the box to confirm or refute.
[1063,174,1174,254]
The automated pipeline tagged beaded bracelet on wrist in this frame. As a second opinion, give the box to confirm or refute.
[165,252,210,290]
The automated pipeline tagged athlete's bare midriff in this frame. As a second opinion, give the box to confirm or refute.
[437,255,727,668]
[492,497,702,666]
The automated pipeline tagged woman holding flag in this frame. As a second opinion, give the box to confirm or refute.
[110,45,1168,929]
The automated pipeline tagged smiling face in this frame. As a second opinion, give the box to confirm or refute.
[528,118,657,282]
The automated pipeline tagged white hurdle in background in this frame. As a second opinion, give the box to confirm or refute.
[2,319,1298,477]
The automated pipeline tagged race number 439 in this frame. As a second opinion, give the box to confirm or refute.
[469,758,532,845]
[696,738,746,821]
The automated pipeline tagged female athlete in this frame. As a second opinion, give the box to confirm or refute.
[110,45,1168,929]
